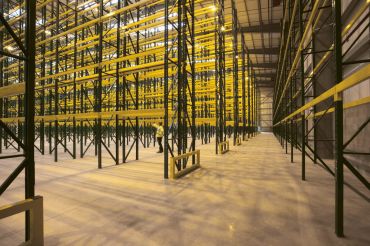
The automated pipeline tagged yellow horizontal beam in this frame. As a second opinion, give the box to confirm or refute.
[0,83,25,98]
[278,64,370,125]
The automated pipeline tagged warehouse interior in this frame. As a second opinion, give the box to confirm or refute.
[0,0,369,245]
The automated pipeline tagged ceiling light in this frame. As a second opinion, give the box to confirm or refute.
[4,45,14,51]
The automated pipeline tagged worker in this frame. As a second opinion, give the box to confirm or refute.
[153,122,164,153]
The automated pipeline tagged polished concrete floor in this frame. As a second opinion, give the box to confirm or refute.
[0,133,369,245]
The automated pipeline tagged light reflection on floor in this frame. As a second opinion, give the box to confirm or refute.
[0,133,369,245]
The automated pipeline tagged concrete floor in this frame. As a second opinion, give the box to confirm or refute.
[0,133,369,245]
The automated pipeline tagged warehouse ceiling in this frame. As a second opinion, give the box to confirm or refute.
[227,0,283,88]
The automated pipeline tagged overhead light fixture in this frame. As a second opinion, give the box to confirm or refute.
[45,30,51,35]
[4,45,14,51]
[220,26,225,32]
[273,0,281,7]
[210,5,217,12]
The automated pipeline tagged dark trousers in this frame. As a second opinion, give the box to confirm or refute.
[157,137,163,152]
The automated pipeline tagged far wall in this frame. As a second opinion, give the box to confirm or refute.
[258,87,273,132]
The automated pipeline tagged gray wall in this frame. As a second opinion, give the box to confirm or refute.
[304,0,369,170]
[310,5,335,159]
[258,87,273,132]
[342,0,370,178]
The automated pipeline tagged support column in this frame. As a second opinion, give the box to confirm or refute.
[24,0,37,240]
[333,0,343,237]
[241,35,247,140]
[299,0,305,181]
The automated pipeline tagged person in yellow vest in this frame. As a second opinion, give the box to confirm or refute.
[153,122,164,153]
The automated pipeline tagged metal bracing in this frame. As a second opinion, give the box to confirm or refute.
[0,0,37,241]
[0,2,262,240]
[241,34,247,140]
[0,0,258,177]
[214,0,226,153]
[164,0,196,178]
[273,0,370,237]
[231,0,238,145]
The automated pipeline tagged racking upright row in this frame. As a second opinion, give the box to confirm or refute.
[0,0,258,178]
[0,0,39,243]
[273,0,370,237]
[0,0,258,241]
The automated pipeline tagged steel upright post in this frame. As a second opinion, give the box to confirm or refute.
[232,0,239,145]
[290,3,294,163]
[135,6,140,161]
[311,0,317,164]
[190,0,196,162]
[24,0,36,240]
[255,80,258,134]
[299,0,305,180]
[251,71,254,136]
[241,35,246,140]
[247,55,251,139]
[39,5,46,156]
[335,97,344,237]
[215,0,226,153]
[54,0,59,162]
[72,0,78,159]
[122,0,128,163]
[80,85,84,158]
[251,71,254,137]
[96,0,104,169]
[333,0,344,237]
[115,0,122,165]
[254,72,257,135]
[164,0,169,178]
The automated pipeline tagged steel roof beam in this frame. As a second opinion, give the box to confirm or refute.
[240,23,281,33]
[248,47,279,54]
